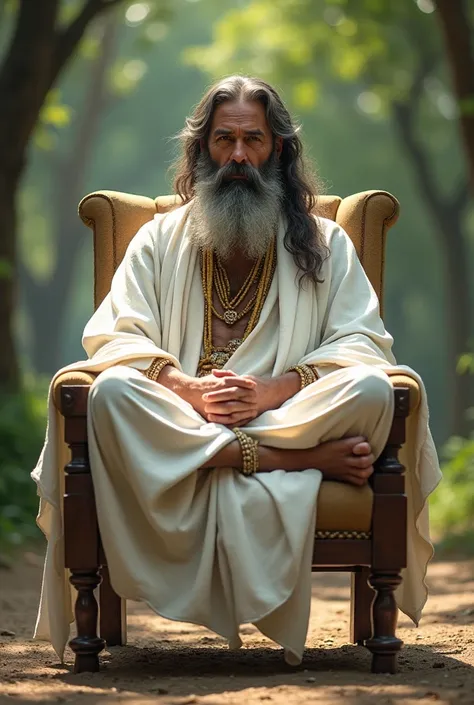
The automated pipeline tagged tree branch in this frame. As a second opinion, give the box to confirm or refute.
[390,56,452,231]
[49,0,125,89]
[451,178,471,214]
[392,101,447,235]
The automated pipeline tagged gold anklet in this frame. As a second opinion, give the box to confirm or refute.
[233,428,259,476]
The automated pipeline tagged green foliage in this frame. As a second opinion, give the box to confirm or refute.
[0,258,13,280]
[185,0,443,114]
[0,379,48,551]
[457,353,474,376]
[430,434,474,555]
[431,352,474,553]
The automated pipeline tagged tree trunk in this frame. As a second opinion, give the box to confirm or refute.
[0,0,123,389]
[435,0,474,193]
[0,0,59,391]
[21,15,119,375]
[393,100,472,436]
[437,212,472,437]
[0,164,21,390]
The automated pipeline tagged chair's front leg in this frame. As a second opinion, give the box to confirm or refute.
[366,571,403,673]
[365,387,409,674]
[350,567,374,645]
[99,561,127,646]
[62,385,105,673]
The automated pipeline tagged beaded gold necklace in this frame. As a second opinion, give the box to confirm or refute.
[213,255,264,325]
[197,239,276,377]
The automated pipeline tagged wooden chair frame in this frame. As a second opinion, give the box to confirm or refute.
[60,382,409,675]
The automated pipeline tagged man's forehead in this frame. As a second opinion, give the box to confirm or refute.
[210,100,269,133]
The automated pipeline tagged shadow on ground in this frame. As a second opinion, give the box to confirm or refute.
[0,554,473,704]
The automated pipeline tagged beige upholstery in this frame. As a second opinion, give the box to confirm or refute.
[54,188,418,533]
[79,190,398,310]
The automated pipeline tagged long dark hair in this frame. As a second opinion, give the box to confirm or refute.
[173,75,329,284]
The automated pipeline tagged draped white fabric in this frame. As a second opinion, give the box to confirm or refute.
[31,204,441,662]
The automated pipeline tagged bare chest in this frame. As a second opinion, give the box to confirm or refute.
[210,289,254,349]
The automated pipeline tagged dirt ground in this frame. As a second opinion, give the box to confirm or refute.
[1,550,473,705]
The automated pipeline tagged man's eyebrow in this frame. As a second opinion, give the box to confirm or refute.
[213,127,266,137]
[245,128,265,136]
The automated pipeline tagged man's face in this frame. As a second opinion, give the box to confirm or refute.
[190,98,284,261]
[206,99,279,170]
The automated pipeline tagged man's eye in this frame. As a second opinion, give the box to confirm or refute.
[248,135,261,142]
[217,135,231,142]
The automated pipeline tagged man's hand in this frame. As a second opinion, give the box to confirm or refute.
[189,371,257,426]
[306,437,376,486]
[203,369,298,426]
[159,366,300,427]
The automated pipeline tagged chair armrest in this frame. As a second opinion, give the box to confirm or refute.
[53,372,96,411]
[387,372,420,413]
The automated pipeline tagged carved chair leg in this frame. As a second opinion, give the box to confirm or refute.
[62,385,105,673]
[365,572,403,673]
[350,567,374,645]
[365,387,409,674]
[69,569,105,673]
[100,565,127,646]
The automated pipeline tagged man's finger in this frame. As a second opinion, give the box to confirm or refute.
[342,436,367,454]
[222,376,257,390]
[212,369,237,377]
[203,387,256,402]
[349,466,374,479]
[207,409,258,425]
[232,417,255,427]
[205,401,257,415]
[351,441,371,456]
[347,454,375,469]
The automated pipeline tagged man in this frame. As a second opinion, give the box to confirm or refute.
[32,76,441,665]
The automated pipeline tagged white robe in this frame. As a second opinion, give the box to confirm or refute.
[31,203,441,663]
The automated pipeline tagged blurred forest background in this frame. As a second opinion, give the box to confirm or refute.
[0,0,473,558]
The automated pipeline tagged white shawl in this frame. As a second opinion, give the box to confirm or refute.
[32,203,441,660]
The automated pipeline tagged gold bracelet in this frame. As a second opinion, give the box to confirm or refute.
[145,357,173,382]
[286,364,317,390]
[233,428,259,476]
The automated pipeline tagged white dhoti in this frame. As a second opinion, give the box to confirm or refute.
[87,363,394,663]
[32,206,441,662]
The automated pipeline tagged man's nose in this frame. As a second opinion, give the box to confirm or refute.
[230,140,247,163]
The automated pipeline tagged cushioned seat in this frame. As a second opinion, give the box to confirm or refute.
[316,481,373,532]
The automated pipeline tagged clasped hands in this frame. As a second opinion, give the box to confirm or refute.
[185,368,376,485]
[193,369,278,427]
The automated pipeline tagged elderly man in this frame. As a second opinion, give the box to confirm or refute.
[33,76,440,665]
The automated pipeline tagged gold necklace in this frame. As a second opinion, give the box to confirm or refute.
[214,255,264,325]
[198,239,276,377]
[212,257,264,325]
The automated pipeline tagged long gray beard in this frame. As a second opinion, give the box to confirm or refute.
[189,152,283,261]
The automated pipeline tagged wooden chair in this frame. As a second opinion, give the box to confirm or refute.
[53,189,420,675]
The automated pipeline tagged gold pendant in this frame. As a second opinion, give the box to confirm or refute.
[224,310,238,325]
[210,350,231,366]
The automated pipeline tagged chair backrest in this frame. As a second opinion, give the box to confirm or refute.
[79,190,399,313]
